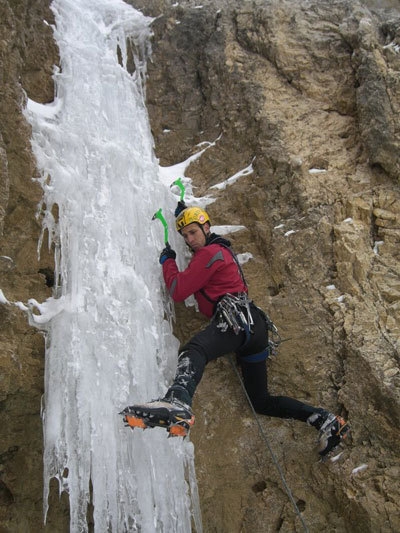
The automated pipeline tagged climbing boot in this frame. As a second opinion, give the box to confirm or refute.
[121,398,195,437]
[308,412,350,457]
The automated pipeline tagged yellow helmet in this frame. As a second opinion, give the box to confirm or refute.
[175,207,210,232]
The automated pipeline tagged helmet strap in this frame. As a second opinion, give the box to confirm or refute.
[201,223,212,242]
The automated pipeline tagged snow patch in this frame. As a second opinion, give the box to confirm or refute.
[308,168,327,174]
[351,464,368,475]
[330,451,343,463]
[210,160,254,191]
[384,41,400,53]
[237,252,253,265]
[373,240,384,255]
[0,289,9,304]
[212,225,246,235]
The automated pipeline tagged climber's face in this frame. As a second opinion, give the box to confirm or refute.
[181,222,210,251]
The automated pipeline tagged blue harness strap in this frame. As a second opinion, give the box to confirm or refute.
[240,347,269,363]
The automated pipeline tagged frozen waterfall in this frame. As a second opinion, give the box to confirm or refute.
[23,0,202,531]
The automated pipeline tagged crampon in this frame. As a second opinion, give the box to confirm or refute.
[120,399,195,438]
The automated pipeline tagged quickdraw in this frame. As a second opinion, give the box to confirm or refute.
[261,309,282,357]
[215,293,254,335]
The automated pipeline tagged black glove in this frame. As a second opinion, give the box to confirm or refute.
[159,244,176,265]
[174,200,187,217]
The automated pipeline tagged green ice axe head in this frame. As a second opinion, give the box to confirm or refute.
[152,208,169,245]
[171,178,186,202]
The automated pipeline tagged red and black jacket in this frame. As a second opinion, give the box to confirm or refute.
[162,234,247,318]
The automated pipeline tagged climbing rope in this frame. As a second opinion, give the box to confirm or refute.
[228,355,310,533]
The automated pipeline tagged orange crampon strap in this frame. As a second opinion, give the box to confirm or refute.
[336,416,350,438]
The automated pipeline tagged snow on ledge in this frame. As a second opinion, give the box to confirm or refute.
[212,225,247,235]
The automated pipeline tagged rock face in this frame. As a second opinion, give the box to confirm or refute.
[1,0,400,531]
[0,1,69,531]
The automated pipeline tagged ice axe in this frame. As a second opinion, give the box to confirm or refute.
[152,208,169,246]
[152,179,186,245]
[170,177,186,202]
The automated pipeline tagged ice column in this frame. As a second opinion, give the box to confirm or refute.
[24,0,201,531]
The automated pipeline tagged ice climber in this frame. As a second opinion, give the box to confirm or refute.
[122,204,350,456]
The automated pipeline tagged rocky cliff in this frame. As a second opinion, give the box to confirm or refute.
[1,0,400,531]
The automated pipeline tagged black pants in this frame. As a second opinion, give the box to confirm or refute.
[166,304,324,422]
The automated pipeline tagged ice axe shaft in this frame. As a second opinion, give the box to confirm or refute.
[152,208,169,245]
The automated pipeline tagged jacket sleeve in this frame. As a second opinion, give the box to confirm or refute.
[162,247,224,302]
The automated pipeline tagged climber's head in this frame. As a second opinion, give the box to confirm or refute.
[175,207,211,251]
[175,206,210,232]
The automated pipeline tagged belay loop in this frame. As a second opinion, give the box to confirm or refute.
[215,293,282,356]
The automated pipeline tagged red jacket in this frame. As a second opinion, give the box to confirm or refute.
[162,235,247,318]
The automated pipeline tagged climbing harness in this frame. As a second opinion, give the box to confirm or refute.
[228,356,310,533]
[215,293,282,358]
